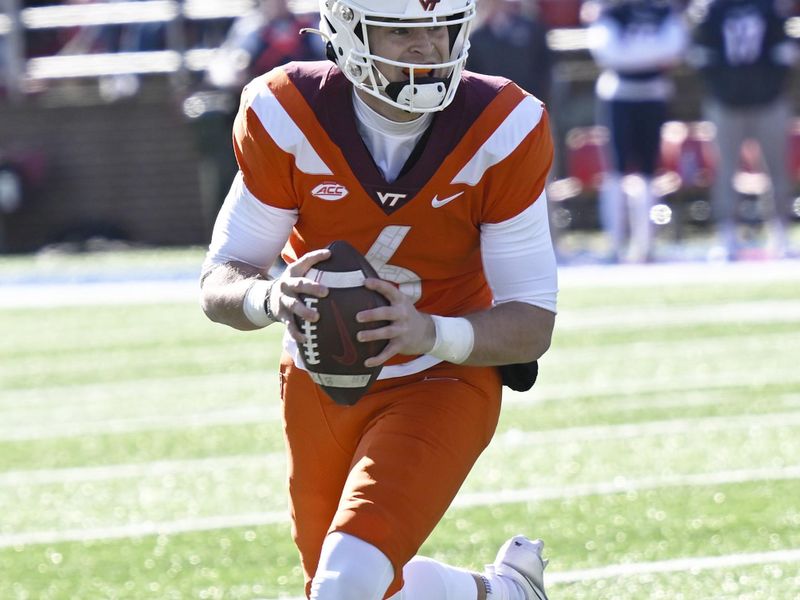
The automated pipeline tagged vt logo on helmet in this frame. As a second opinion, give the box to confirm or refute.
[419,0,442,10]
[310,0,476,113]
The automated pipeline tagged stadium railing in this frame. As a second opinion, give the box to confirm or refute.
[0,0,315,101]
[0,0,605,104]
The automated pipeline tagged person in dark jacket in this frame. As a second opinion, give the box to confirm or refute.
[467,0,553,103]
[688,0,798,259]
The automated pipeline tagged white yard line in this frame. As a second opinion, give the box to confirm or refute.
[451,464,800,508]
[0,511,289,549]
[0,371,271,409]
[0,280,200,308]
[3,408,799,472]
[0,452,284,486]
[493,410,800,446]
[0,387,800,444]
[6,394,800,446]
[506,366,800,404]
[2,464,799,549]
[547,547,800,584]
[0,405,274,441]
[1,260,797,309]
[558,259,800,288]
[556,300,800,330]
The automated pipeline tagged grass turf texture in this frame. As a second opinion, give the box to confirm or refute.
[1,249,799,598]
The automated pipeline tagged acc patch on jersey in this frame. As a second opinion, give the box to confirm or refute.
[294,240,389,406]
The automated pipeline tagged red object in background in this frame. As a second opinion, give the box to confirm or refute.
[659,121,717,189]
[565,126,608,190]
[536,0,582,28]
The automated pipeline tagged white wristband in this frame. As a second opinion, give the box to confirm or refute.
[428,316,475,364]
[243,279,275,328]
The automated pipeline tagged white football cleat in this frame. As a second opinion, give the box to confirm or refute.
[490,535,549,600]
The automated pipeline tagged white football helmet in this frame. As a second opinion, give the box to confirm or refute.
[316,0,476,113]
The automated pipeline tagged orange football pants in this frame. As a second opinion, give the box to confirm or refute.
[279,353,503,599]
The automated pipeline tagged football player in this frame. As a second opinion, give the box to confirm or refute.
[199,0,557,598]
[587,0,688,262]
[688,0,797,260]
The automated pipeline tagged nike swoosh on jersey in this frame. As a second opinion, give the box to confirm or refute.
[431,191,465,208]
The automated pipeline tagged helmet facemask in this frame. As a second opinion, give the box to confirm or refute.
[317,0,476,113]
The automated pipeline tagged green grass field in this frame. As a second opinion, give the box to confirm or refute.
[1,249,799,599]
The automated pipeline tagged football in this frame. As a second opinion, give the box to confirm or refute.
[294,240,390,406]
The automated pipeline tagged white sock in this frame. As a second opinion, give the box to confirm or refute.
[599,173,625,257]
[388,556,478,600]
[626,175,654,262]
[311,533,394,600]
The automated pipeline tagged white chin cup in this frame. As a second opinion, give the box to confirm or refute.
[393,81,448,111]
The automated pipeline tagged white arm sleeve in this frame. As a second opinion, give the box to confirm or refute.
[480,191,558,314]
[202,171,298,274]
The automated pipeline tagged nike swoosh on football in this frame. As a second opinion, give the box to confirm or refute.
[431,191,465,208]
[330,301,358,366]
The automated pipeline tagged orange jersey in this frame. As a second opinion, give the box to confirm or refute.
[233,61,553,320]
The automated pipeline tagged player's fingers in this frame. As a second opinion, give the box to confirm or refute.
[355,305,398,324]
[290,248,331,275]
[285,276,328,299]
[363,277,401,302]
[356,323,395,343]
[285,295,319,323]
[364,341,400,368]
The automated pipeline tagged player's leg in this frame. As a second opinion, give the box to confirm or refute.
[705,99,746,258]
[600,99,631,261]
[599,171,625,261]
[310,532,395,600]
[396,536,549,600]
[626,101,666,263]
[283,359,550,600]
[752,98,793,255]
[327,363,502,596]
[280,356,368,597]
[310,531,549,600]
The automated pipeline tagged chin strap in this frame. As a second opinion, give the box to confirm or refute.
[385,77,449,111]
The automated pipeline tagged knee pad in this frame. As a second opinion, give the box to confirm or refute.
[310,532,394,600]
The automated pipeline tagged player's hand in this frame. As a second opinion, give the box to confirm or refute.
[270,249,330,343]
[356,277,436,367]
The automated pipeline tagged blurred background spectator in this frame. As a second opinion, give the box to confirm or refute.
[205,0,321,91]
[467,0,554,104]
[1,0,798,259]
[190,0,324,232]
[587,0,688,263]
[688,0,799,260]
[467,0,563,254]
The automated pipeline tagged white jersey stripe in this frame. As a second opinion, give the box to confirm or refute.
[249,87,332,175]
[305,268,366,288]
[451,95,544,186]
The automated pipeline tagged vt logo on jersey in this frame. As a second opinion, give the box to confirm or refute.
[365,186,415,215]
[311,182,349,201]
[377,191,408,207]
